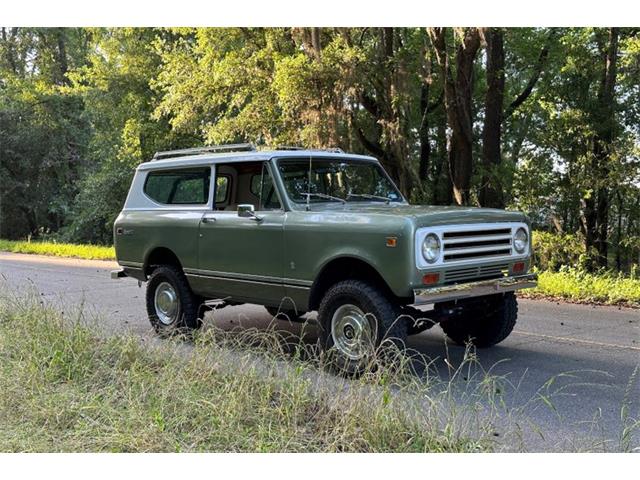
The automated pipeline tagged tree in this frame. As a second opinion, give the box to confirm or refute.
[1,27,638,272]
[0,28,90,240]
[581,28,619,268]
[479,28,552,209]
[479,27,506,208]
[428,27,481,205]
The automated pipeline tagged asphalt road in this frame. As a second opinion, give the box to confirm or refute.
[1,251,638,451]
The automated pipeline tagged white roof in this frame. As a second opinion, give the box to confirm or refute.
[137,149,378,171]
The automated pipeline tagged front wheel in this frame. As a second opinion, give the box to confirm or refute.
[146,265,202,335]
[439,292,517,347]
[317,280,407,376]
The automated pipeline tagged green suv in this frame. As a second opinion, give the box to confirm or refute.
[112,144,536,373]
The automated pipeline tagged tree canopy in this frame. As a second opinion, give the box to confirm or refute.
[1,27,638,271]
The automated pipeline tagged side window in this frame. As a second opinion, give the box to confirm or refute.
[257,166,281,211]
[250,174,261,197]
[215,176,230,204]
[144,168,210,205]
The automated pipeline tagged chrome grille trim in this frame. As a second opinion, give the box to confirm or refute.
[415,222,530,268]
[443,263,510,285]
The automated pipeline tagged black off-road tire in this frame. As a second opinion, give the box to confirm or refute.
[146,265,202,335]
[317,280,408,376]
[439,292,517,348]
[265,306,308,323]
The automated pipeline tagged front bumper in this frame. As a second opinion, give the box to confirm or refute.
[413,273,537,305]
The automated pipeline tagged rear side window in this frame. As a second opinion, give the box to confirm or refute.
[215,176,230,203]
[144,168,211,205]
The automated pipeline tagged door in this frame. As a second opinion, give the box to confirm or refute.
[191,161,286,304]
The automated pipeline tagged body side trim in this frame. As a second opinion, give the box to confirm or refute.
[183,268,313,287]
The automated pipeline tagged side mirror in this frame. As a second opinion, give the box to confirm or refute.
[238,204,262,221]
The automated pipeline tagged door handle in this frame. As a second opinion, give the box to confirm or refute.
[202,215,217,224]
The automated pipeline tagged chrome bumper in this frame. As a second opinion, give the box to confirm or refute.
[413,273,537,305]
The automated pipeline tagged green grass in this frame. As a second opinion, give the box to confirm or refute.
[0,292,490,453]
[1,290,637,452]
[0,239,114,261]
[523,267,640,307]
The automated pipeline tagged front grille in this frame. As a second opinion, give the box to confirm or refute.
[442,227,513,263]
[443,263,510,285]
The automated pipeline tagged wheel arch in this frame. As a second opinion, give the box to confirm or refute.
[144,246,184,277]
[307,255,405,311]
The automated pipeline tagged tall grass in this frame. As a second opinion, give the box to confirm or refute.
[0,292,491,452]
[1,290,637,452]
[0,239,114,260]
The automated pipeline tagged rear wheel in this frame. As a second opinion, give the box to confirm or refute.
[317,280,407,376]
[439,292,517,347]
[146,265,202,335]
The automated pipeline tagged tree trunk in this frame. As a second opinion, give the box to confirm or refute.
[583,27,619,270]
[310,28,321,58]
[433,112,450,204]
[428,27,480,206]
[419,82,431,184]
[615,190,623,271]
[479,28,505,208]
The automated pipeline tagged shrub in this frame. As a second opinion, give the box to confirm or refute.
[525,266,640,307]
[532,231,591,271]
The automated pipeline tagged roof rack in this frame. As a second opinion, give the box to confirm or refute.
[152,143,256,160]
[271,145,305,151]
[268,145,345,154]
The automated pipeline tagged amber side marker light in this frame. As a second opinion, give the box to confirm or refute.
[422,273,440,285]
[385,237,397,247]
[513,262,525,274]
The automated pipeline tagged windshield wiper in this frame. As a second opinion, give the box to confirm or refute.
[346,193,391,204]
[301,192,346,204]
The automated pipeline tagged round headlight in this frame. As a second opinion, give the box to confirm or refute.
[514,228,528,254]
[422,233,441,264]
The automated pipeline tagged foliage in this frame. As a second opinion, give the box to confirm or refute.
[532,230,590,271]
[0,239,114,260]
[524,267,640,307]
[0,27,638,271]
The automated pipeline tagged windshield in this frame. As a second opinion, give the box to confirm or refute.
[277,159,403,204]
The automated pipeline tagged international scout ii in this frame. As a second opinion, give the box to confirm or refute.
[112,144,536,373]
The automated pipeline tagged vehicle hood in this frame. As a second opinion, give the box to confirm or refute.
[307,203,527,227]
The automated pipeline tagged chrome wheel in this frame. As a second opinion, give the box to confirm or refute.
[154,281,179,325]
[330,304,374,361]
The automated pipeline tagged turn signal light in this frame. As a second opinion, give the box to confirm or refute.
[422,273,440,285]
[513,262,525,274]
